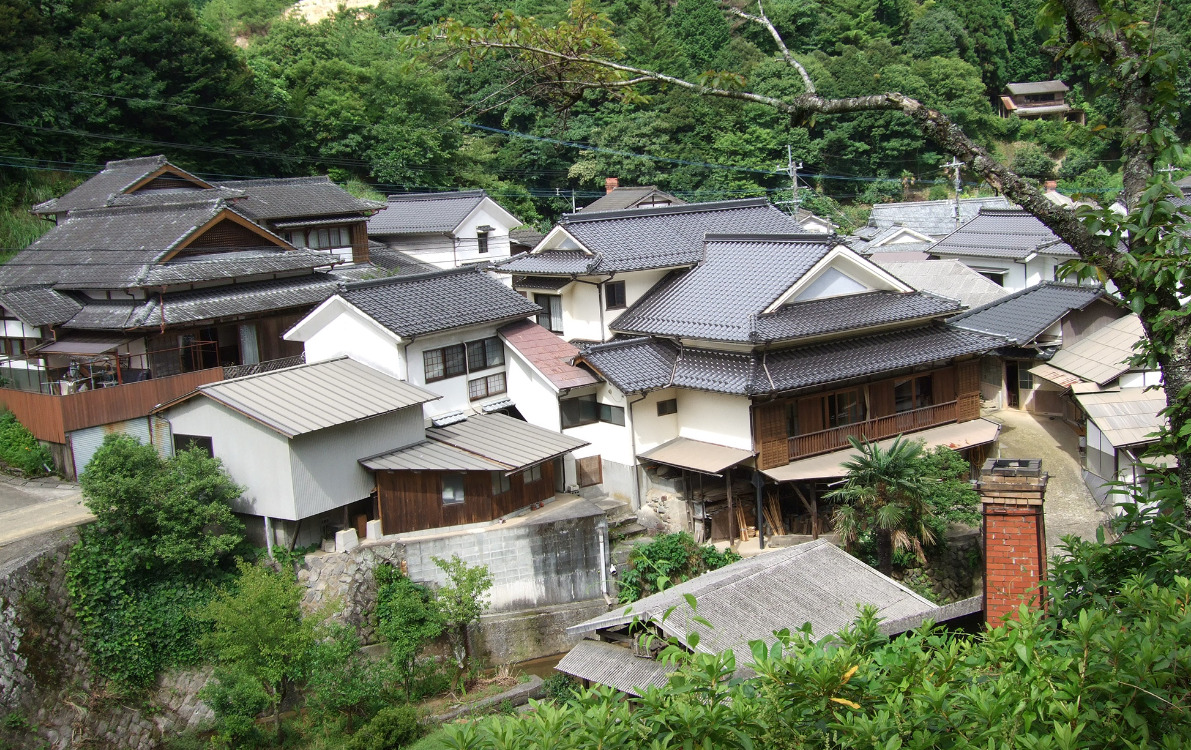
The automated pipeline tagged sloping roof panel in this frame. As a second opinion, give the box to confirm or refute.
[218,176,384,220]
[555,640,673,697]
[868,196,1014,236]
[367,191,486,235]
[581,186,686,213]
[1076,388,1167,447]
[140,250,332,286]
[1044,313,1143,385]
[1006,80,1069,95]
[639,437,754,474]
[191,357,439,437]
[340,266,540,338]
[498,319,598,390]
[930,208,1077,260]
[948,282,1107,343]
[0,287,83,326]
[872,258,1009,309]
[31,156,193,215]
[360,440,509,472]
[137,275,339,327]
[578,338,678,394]
[425,413,589,470]
[1028,363,1085,389]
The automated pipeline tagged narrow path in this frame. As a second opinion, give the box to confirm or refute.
[0,476,92,551]
[988,409,1107,554]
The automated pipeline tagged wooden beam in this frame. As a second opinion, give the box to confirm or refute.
[726,467,735,543]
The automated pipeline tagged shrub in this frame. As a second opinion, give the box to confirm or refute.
[200,667,270,749]
[1010,142,1056,179]
[348,704,424,750]
[375,565,443,700]
[0,411,53,476]
[542,672,580,703]
[618,533,739,603]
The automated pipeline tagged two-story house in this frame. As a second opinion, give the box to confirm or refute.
[999,80,1083,122]
[494,198,801,343]
[570,233,1006,540]
[365,190,523,271]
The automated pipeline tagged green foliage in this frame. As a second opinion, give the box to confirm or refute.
[0,171,77,254]
[541,672,580,703]
[0,411,53,476]
[65,435,244,688]
[347,704,424,750]
[375,564,444,699]
[666,0,731,73]
[1010,142,1057,179]
[200,0,291,37]
[199,667,270,749]
[915,445,981,528]
[431,555,493,683]
[617,532,740,603]
[903,6,971,61]
[305,624,387,731]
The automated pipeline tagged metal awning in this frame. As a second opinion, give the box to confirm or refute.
[31,336,135,356]
[1076,388,1166,448]
[555,640,673,697]
[1029,363,1084,389]
[639,437,754,475]
[763,419,1002,482]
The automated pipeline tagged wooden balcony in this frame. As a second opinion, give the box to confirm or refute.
[788,400,959,460]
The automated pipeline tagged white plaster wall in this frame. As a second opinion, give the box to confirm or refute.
[603,269,668,337]
[390,201,520,270]
[676,390,753,451]
[163,398,297,519]
[405,322,508,417]
[565,382,635,465]
[947,257,1023,292]
[298,306,405,379]
[632,388,679,452]
[562,283,603,342]
[504,349,562,432]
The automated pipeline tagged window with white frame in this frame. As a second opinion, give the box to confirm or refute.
[287,226,351,249]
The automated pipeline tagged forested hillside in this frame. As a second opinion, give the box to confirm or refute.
[1,0,1189,230]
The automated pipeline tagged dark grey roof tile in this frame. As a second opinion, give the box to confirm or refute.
[578,338,677,393]
[141,250,332,286]
[218,176,384,220]
[341,266,540,338]
[0,287,83,327]
[753,291,962,341]
[135,275,339,328]
[497,250,594,275]
[948,281,1108,343]
[931,208,1077,260]
[581,186,685,212]
[367,242,441,275]
[32,156,188,215]
[868,197,1014,237]
[367,190,486,235]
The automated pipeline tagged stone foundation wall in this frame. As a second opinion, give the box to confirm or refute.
[923,529,983,602]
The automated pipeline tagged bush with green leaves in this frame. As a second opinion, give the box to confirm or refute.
[65,435,245,688]
[305,624,387,732]
[443,484,1191,749]
[0,411,53,476]
[376,565,444,700]
[348,704,424,750]
[431,555,493,689]
[199,667,270,749]
[617,532,740,603]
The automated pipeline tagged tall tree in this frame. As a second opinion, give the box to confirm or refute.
[413,0,1191,515]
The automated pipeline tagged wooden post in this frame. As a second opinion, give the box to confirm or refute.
[811,485,819,539]
[726,468,735,543]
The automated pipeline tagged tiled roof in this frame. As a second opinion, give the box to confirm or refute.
[139,275,338,327]
[0,287,83,327]
[610,235,832,342]
[31,156,206,215]
[141,250,332,286]
[104,187,245,208]
[580,325,1002,396]
[340,266,540,338]
[753,291,961,341]
[873,259,1009,309]
[949,282,1108,344]
[217,176,384,220]
[930,208,1078,260]
[868,197,1014,237]
[509,227,545,248]
[496,199,799,275]
[367,190,486,235]
[511,275,571,291]
[367,241,440,275]
[580,186,686,212]
[498,319,598,390]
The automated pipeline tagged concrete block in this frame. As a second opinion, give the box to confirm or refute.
[335,529,359,553]
[321,538,336,553]
[365,520,383,541]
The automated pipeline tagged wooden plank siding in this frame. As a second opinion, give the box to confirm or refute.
[377,461,557,535]
[0,367,223,444]
[753,361,984,470]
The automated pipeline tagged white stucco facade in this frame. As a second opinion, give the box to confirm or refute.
[384,199,521,272]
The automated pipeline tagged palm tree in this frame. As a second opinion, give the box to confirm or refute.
[826,436,935,576]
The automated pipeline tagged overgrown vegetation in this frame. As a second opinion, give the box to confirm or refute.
[0,411,53,476]
[65,434,246,689]
[617,532,741,603]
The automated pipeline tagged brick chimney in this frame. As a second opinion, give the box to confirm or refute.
[605,177,619,194]
[1044,180,1058,192]
[979,458,1048,625]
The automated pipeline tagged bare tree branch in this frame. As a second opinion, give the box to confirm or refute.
[727,1,816,94]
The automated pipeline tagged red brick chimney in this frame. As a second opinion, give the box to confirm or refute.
[1044,180,1058,192]
[979,458,1048,625]
[605,177,619,194]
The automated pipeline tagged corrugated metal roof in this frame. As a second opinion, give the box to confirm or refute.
[568,539,940,665]
[1029,363,1085,389]
[191,357,440,438]
[426,413,589,469]
[949,282,1107,344]
[1076,388,1167,447]
[555,640,673,696]
[639,437,754,475]
[1005,80,1069,95]
[360,440,508,472]
[1044,314,1143,385]
[762,419,1001,482]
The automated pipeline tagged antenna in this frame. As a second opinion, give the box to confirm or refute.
[944,158,964,229]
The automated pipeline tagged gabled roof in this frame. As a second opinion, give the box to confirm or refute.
[367,190,516,235]
[868,196,1014,237]
[930,208,1077,260]
[579,324,1002,396]
[160,356,439,438]
[498,319,598,390]
[610,234,958,344]
[496,199,799,275]
[581,186,686,212]
[566,539,941,666]
[32,156,211,215]
[509,227,545,248]
[1,199,294,290]
[949,282,1108,344]
[873,259,1009,309]
[140,249,332,286]
[217,176,384,221]
[1005,80,1069,96]
[1043,314,1145,385]
[361,413,588,472]
[339,266,540,339]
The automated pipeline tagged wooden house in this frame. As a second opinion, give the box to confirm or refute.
[999,81,1084,122]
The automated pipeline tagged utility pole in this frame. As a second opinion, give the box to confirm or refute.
[775,145,804,217]
[944,158,964,229]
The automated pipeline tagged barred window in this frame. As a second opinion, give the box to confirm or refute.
[469,372,507,400]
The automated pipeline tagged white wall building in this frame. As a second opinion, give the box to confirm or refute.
[366,190,523,272]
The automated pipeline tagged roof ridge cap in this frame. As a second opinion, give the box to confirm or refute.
[343,264,481,291]
[561,197,770,223]
[386,189,487,201]
[704,232,836,243]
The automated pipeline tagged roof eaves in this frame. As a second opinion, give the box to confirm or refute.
[561,197,772,224]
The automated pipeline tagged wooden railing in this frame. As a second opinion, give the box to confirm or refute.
[788,401,958,460]
[0,368,224,444]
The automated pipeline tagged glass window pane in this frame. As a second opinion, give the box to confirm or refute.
[916,375,933,408]
[894,379,914,413]
[468,377,487,400]
[442,474,465,505]
[467,340,486,371]
[485,337,504,367]
[443,344,466,377]
[600,404,625,426]
[423,348,445,381]
[487,372,506,396]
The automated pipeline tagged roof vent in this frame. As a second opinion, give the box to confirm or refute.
[431,411,468,427]
[481,397,514,413]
